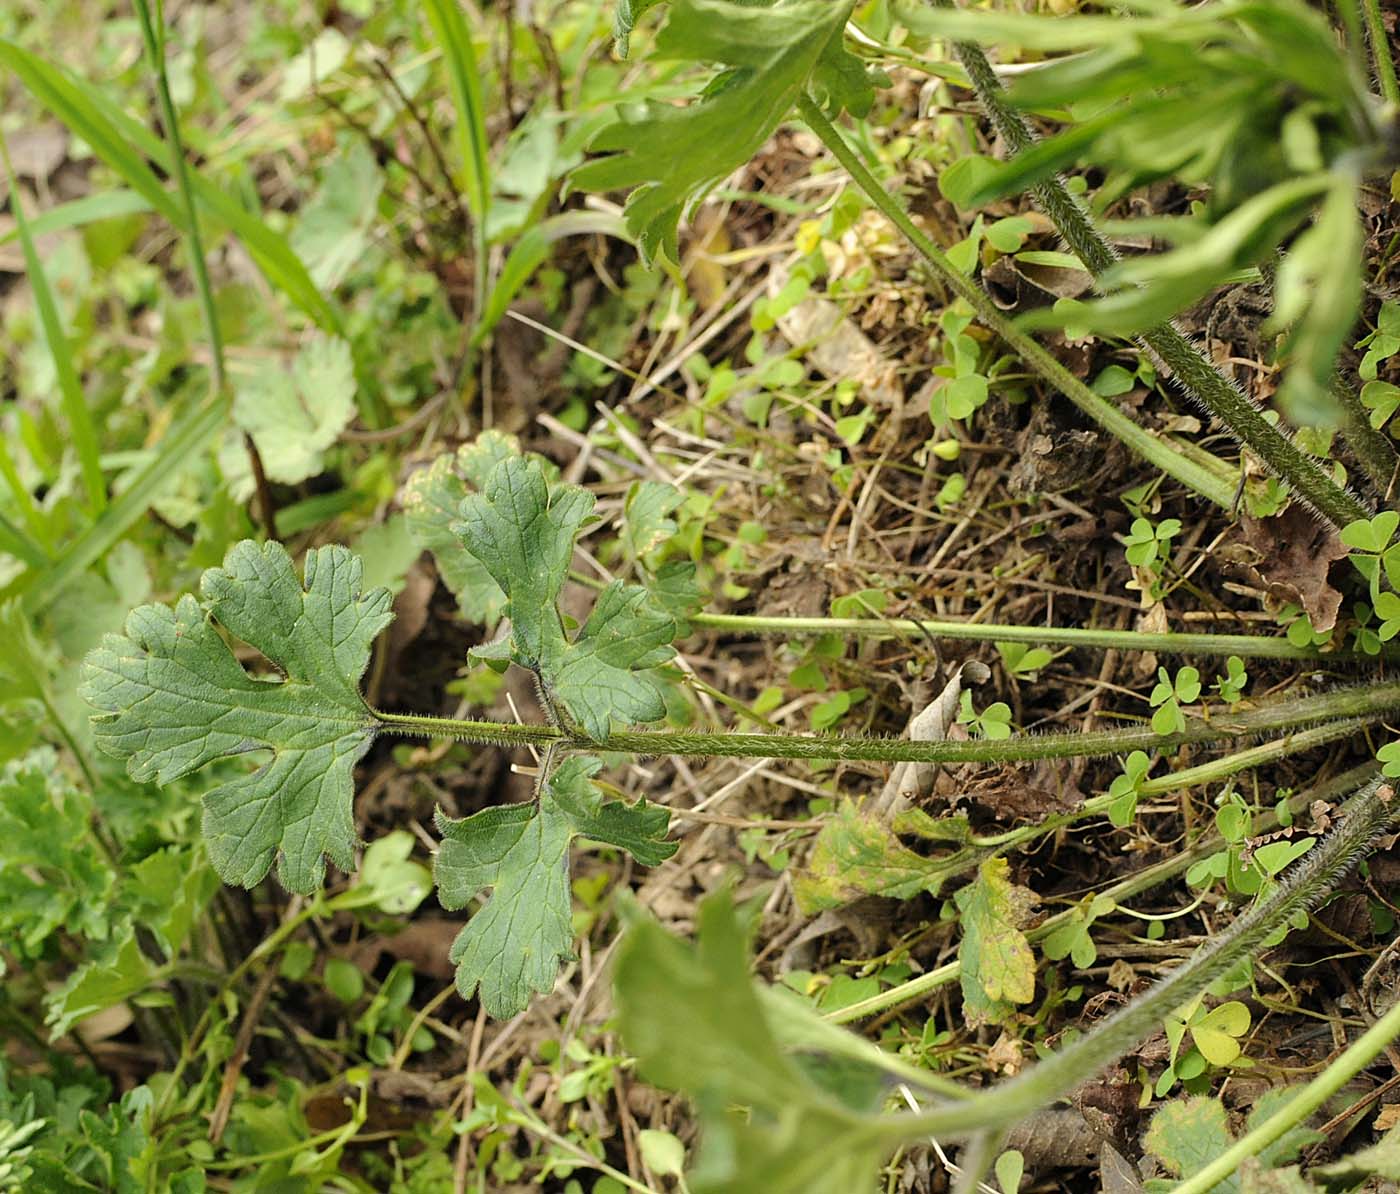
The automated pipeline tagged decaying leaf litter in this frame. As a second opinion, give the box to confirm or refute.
[7,1,1400,1191]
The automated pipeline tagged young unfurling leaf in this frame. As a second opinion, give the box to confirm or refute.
[435,756,675,1018]
[80,541,393,894]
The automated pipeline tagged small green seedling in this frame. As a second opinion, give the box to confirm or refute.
[958,690,1013,739]
[1149,667,1200,736]
[1277,602,1332,648]
[1122,516,1181,570]
[1212,656,1248,705]
[997,641,1054,680]
[1340,511,1400,598]
[1353,601,1386,655]
[1108,750,1153,827]
[1378,741,1400,777]
[1358,300,1400,380]
[1042,893,1116,970]
[1156,995,1252,1096]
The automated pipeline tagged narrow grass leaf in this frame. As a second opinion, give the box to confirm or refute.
[0,508,47,570]
[0,189,152,248]
[0,39,342,336]
[17,394,227,614]
[0,39,183,226]
[473,210,629,348]
[1,137,105,513]
[423,0,492,227]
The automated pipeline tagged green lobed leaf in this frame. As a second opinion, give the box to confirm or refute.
[621,480,685,561]
[80,541,393,894]
[402,430,523,628]
[435,755,675,1018]
[1144,1087,1322,1194]
[573,0,862,261]
[0,750,114,955]
[224,334,357,495]
[289,139,385,293]
[954,857,1038,1026]
[454,455,686,739]
[45,844,217,1037]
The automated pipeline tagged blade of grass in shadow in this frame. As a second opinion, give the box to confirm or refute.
[0,133,106,515]
[15,393,227,613]
[423,0,492,328]
[131,0,278,536]
[134,0,223,388]
[473,210,630,349]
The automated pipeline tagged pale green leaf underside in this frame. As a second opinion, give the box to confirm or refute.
[228,333,357,494]
[80,540,393,894]
[615,893,893,1194]
[435,756,675,1018]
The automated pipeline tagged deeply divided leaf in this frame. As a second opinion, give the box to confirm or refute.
[435,756,675,1018]
[453,454,688,739]
[576,0,869,261]
[402,429,523,627]
[80,541,393,894]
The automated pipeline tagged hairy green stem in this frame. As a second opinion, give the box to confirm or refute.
[374,679,1400,763]
[946,31,1376,525]
[691,611,1391,660]
[974,716,1371,850]
[1170,991,1400,1194]
[1360,0,1400,103]
[884,776,1400,1140]
[824,760,1379,1024]
[1332,374,1400,497]
[794,94,1240,512]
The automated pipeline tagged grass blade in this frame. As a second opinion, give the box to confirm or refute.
[133,0,224,390]
[423,0,492,322]
[0,426,47,548]
[0,189,152,248]
[0,39,184,225]
[15,394,228,613]
[0,507,48,570]
[1,133,106,514]
[422,0,491,225]
[473,210,630,349]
